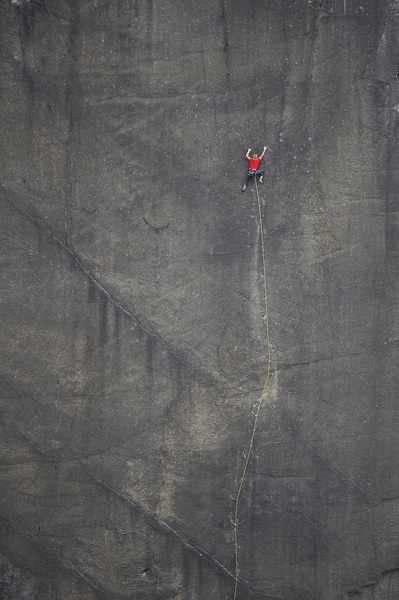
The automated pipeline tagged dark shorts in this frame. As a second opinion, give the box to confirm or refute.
[245,169,264,185]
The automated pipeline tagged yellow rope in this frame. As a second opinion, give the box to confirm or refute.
[233,176,272,600]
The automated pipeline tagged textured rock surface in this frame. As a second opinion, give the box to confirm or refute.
[1,1,399,599]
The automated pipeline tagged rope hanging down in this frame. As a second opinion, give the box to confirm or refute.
[233,176,272,600]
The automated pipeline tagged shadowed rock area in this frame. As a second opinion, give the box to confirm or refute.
[1,1,399,599]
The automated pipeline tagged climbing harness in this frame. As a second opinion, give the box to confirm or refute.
[233,177,272,600]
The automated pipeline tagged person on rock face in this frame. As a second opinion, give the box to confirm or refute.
[242,146,267,191]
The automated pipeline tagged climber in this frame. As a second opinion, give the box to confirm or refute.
[242,146,267,191]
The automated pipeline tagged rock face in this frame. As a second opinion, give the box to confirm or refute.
[1,1,399,599]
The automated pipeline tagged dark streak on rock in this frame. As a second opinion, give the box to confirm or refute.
[80,463,237,584]
[0,509,109,599]
[1,189,217,388]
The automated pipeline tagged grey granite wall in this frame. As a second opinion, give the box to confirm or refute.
[1,1,399,599]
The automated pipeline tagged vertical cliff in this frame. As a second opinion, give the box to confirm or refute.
[1,1,399,599]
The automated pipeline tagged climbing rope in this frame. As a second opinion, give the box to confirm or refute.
[233,176,272,600]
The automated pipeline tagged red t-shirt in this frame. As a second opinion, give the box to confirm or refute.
[249,157,261,170]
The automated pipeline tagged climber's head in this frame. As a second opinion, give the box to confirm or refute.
[253,153,258,159]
